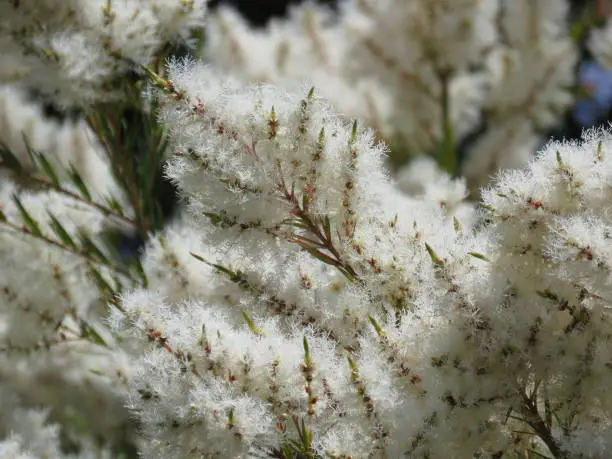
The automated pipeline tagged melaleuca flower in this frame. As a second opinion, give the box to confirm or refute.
[0,0,207,106]
[110,59,490,457]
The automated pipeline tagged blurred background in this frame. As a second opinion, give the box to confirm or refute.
[209,0,612,143]
[4,0,612,257]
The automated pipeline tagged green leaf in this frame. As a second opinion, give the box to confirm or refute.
[202,211,226,226]
[302,246,338,267]
[131,256,148,288]
[293,233,326,249]
[323,215,332,242]
[281,218,310,230]
[468,251,490,262]
[88,265,116,299]
[452,216,462,232]
[349,120,358,144]
[12,194,43,237]
[0,142,23,175]
[68,163,92,201]
[78,230,109,264]
[241,310,264,336]
[556,150,564,167]
[80,320,108,346]
[317,127,325,147]
[368,315,385,338]
[347,355,359,376]
[190,252,244,282]
[536,289,560,302]
[425,242,444,266]
[596,141,604,161]
[47,212,77,248]
[34,152,61,188]
[479,202,495,212]
[302,336,313,367]
[111,273,125,295]
[189,251,209,264]
[105,195,125,216]
[20,133,38,165]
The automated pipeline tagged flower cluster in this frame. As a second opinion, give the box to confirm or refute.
[0,387,114,459]
[204,0,577,187]
[2,1,612,458]
[0,85,121,197]
[108,59,612,457]
[0,0,207,105]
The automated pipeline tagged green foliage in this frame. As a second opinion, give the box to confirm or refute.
[86,90,175,239]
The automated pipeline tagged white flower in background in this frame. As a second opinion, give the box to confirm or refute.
[590,14,612,69]
[0,387,114,459]
[0,0,207,106]
[0,340,134,448]
[0,180,136,451]
[463,0,577,188]
[0,181,114,349]
[204,0,578,193]
[204,3,390,136]
[396,155,476,228]
[0,85,122,198]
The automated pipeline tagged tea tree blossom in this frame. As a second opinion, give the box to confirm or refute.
[0,85,122,197]
[102,59,612,457]
[204,0,577,186]
[0,387,114,459]
[1,1,612,458]
[0,0,207,106]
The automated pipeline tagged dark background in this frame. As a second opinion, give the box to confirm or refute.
[209,0,337,26]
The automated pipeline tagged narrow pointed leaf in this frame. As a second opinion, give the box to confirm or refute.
[425,242,444,266]
[323,215,332,242]
[241,310,264,336]
[88,265,115,298]
[131,256,148,288]
[68,163,92,201]
[78,230,109,263]
[453,216,462,232]
[12,195,43,237]
[105,195,125,216]
[48,212,77,248]
[0,143,23,174]
[468,252,490,262]
[80,320,108,346]
[368,315,385,337]
[21,133,37,165]
[302,246,338,267]
[35,153,61,188]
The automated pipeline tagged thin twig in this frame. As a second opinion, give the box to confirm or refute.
[0,160,135,226]
[0,217,132,279]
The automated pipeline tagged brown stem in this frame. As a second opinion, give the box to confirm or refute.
[519,392,567,459]
[0,161,135,227]
[0,217,132,279]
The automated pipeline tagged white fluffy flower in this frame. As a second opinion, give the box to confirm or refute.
[0,181,118,349]
[0,85,122,198]
[116,54,612,456]
[0,0,207,105]
[113,58,508,457]
[0,387,114,459]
